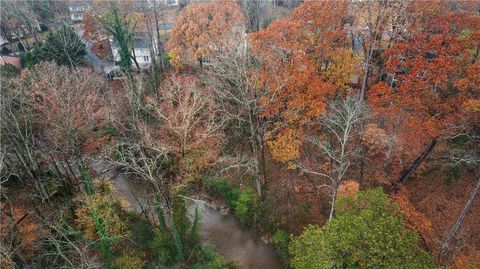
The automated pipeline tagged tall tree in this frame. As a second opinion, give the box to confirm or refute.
[167,1,244,69]
[149,75,225,183]
[295,96,368,220]
[369,12,480,182]
[250,0,358,163]
[238,0,268,32]
[19,62,107,191]
[96,2,136,73]
[352,0,407,99]
[202,31,268,197]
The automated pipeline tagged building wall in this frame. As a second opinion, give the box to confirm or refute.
[134,48,152,69]
[111,44,153,70]
[69,4,87,22]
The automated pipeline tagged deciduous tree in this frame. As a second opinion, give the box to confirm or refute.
[295,96,368,220]
[369,12,480,182]
[202,31,268,197]
[167,1,244,69]
[290,188,433,269]
[250,0,358,162]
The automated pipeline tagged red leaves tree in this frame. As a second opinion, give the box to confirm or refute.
[368,12,480,182]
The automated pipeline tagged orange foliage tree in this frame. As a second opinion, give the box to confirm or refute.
[167,1,244,69]
[368,12,480,182]
[249,0,358,162]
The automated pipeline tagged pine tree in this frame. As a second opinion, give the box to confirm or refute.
[39,24,86,67]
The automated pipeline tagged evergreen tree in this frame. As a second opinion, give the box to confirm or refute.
[39,24,86,67]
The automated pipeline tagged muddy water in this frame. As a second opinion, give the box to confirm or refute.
[186,199,284,269]
[93,164,284,269]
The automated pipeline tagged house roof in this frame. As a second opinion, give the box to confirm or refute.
[110,37,151,49]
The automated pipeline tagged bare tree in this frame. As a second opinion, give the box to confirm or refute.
[202,32,270,197]
[35,214,102,269]
[442,178,480,251]
[4,62,108,195]
[153,76,225,160]
[0,72,50,200]
[104,140,173,209]
[3,0,42,46]
[238,0,268,32]
[296,96,368,220]
[353,0,407,99]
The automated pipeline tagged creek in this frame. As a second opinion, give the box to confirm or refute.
[92,163,284,269]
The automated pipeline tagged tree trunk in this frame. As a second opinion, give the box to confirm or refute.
[443,177,480,249]
[153,3,165,71]
[397,137,437,184]
[130,46,140,70]
[360,43,374,99]
[328,186,338,221]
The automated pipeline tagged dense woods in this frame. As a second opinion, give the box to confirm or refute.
[1,0,480,268]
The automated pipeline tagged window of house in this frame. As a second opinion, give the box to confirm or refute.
[144,56,149,62]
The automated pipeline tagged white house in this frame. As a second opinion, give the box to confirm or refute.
[149,0,179,7]
[110,36,156,70]
[68,1,90,22]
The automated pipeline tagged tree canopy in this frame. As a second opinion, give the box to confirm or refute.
[39,24,86,67]
[290,188,433,269]
[167,1,244,69]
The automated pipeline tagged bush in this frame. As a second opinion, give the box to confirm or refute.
[151,230,177,266]
[272,229,290,266]
[23,49,40,68]
[114,251,145,269]
[192,246,235,269]
[234,189,259,225]
[206,177,260,225]
[94,125,117,138]
[129,217,155,251]
[206,177,239,208]
[289,188,433,269]
[1,46,11,54]
[0,63,20,79]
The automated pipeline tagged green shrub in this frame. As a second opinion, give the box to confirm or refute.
[272,229,290,266]
[206,177,260,225]
[23,49,40,68]
[234,188,259,225]
[151,230,177,266]
[130,217,155,251]
[163,52,172,63]
[444,166,461,185]
[114,251,145,269]
[192,246,235,269]
[95,125,117,138]
[0,63,20,78]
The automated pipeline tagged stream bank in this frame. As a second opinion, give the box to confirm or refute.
[92,163,284,269]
